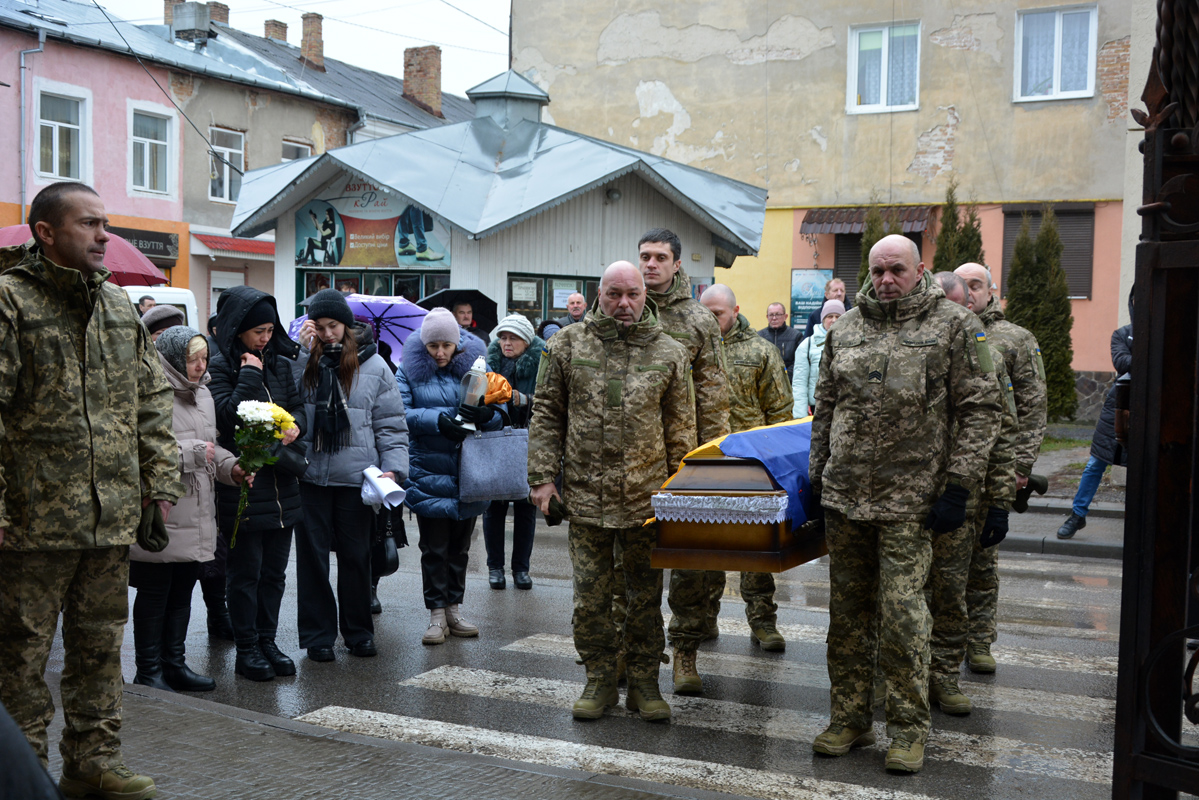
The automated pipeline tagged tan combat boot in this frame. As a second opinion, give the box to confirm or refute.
[967,641,996,673]
[672,649,703,695]
[812,724,876,756]
[60,764,157,800]
[572,672,618,720]
[885,737,925,773]
[750,622,786,652]
[626,676,671,721]
[930,674,973,715]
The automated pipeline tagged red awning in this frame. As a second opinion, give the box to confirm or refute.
[193,234,275,255]
[800,206,933,235]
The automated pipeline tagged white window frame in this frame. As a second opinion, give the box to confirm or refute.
[33,79,93,185]
[846,21,921,115]
[127,100,178,200]
[208,127,244,204]
[1013,5,1098,103]
[281,141,312,163]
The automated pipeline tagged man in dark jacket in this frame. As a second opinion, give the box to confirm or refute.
[1057,290,1133,539]
[803,278,853,338]
[758,302,802,381]
[553,292,587,329]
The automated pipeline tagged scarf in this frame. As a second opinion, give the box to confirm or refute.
[313,342,352,454]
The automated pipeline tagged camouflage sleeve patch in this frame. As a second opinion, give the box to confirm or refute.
[1033,346,1046,381]
[974,331,995,374]
[1004,376,1018,419]
[535,342,552,387]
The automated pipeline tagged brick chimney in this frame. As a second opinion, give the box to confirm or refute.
[403,46,443,118]
[164,0,183,25]
[207,2,228,24]
[264,19,287,42]
[301,13,324,70]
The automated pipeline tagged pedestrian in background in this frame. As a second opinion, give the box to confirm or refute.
[791,299,843,417]
[209,286,306,682]
[758,302,802,381]
[483,314,546,590]
[140,303,185,342]
[803,278,852,338]
[398,307,500,645]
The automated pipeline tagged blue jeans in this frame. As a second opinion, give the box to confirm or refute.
[1072,456,1109,517]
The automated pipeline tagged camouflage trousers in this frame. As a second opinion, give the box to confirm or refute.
[571,523,664,681]
[0,547,129,774]
[667,569,727,651]
[927,506,984,678]
[826,509,932,743]
[966,533,1000,645]
[701,571,778,629]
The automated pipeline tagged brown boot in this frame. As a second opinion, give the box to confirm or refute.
[672,649,703,695]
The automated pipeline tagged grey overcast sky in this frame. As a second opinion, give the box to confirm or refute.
[98,0,512,96]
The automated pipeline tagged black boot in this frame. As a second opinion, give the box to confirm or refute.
[200,576,234,641]
[161,608,216,692]
[1056,513,1087,539]
[371,578,382,615]
[131,616,173,692]
[258,638,296,676]
[234,642,275,682]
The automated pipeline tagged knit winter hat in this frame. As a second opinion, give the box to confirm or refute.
[492,313,535,344]
[420,307,462,345]
[141,303,185,335]
[156,325,204,376]
[820,299,846,320]
[306,288,355,327]
[237,297,277,334]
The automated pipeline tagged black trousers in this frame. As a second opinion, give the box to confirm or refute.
[416,515,476,610]
[296,484,374,649]
[130,560,201,622]
[225,526,292,647]
[482,499,537,572]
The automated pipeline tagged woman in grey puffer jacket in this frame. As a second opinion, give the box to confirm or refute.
[294,290,409,662]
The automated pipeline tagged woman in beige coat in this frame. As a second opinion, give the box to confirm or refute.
[130,326,247,691]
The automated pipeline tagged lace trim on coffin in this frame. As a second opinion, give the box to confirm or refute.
[651,493,790,525]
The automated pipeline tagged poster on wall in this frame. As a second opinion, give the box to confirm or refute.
[791,269,831,328]
[294,179,450,268]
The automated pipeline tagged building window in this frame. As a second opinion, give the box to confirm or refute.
[281,141,311,162]
[1015,6,1097,101]
[848,23,920,113]
[506,274,600,326]
[1001,206,1095,299]
[38,93,81,180]
[209,128,244,203]
[132,112,169,193]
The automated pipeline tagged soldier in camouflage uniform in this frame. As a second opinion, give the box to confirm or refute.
[808,235,1001,773]
[638,228,730,696]
[925,272,1019,716]
[528,261,696,723]
[956,263,1048,674]
[0,183,183,800]
[698,285,792,651]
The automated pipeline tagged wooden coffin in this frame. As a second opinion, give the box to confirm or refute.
[650,453,827,573]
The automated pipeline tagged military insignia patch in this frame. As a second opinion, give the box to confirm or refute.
[973,331,995,373]
[868,369,883,383]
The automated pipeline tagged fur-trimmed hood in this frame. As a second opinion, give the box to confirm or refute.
[402,328,486,384]
[486,335,546,383]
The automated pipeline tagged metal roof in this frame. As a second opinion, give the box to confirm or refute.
[466,70,548,103]
[799,206,933,235]
[192,234,274,255]
[232,107,768,254]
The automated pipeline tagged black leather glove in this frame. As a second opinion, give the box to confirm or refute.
[137,502,170,553]
[924,483,970,534]
[979,506,1009,548]
[457,403,496,426]
[437,412,470,443]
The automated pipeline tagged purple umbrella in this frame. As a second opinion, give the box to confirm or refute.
[291,294,428,367]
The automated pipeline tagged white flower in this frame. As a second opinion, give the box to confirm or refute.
[236,400,276,426]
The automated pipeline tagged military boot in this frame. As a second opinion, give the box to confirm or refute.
[750,622,786,652]
[626,676,671,721]
[59,764,157,800]
[885,737,925,773]
[812,724,876,756]
[672,649,703,695]
[571,672,618,720]
[930,674,972,715]
[966,642,997,673]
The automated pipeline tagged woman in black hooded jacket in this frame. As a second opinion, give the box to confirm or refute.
[208,286,307,681]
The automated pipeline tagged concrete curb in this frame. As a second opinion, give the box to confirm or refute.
[1022,499,1125,519]
[1000,534,1123,560]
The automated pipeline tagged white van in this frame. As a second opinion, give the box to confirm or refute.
[124,286,201,330]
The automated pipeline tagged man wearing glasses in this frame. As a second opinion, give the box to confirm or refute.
[758,303,801,382]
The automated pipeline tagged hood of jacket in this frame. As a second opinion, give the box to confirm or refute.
[213,285,299,362]
[158,350,209,405]
[351,320,378,362]
[401,327,486,384]
[582,296,663,346]
[724,313,757,345]
[0,241,110,305]
[978,294,1006,326]
[856,271,942,324]
[646,267,693,311]
[486,334,547,382]
[806,323,828,347]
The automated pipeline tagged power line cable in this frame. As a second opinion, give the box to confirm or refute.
[436,0,507,36]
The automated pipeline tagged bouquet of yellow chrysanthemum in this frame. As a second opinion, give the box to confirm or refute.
[230,400,297,547]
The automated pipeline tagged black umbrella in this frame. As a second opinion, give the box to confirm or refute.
[417,288,498,334]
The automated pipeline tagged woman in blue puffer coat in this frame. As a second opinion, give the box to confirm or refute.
[397,308,501,645]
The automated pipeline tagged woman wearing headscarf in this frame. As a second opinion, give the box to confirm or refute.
[482,314,545,590]
[208,286,306,681]
[397,307,500,644]
[294,290,409,662]
[129,327,249,692]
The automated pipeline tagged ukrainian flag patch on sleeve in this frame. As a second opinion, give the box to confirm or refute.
[973,330,995,373]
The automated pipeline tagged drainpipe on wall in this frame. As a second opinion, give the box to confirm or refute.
[19,29,46,225]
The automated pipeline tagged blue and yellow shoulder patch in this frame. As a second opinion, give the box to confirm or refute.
[973,330,994,373]
[976,331,987,343]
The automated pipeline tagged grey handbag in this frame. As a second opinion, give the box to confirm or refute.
[458,409,530,504]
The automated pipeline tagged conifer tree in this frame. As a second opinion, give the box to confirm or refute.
[932,179,962,273]
[858,203,901,291]
[958,202,985,265]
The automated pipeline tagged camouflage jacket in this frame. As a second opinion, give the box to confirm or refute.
[978,297,1048,476]
[527,300,696,528]
[0,244,183,550]
[809,273,1003,521]
[975,343,1019,510]
[647,269,730,445]
[723,314,792,433]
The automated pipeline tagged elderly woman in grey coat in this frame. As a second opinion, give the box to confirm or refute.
[295,290,409,663]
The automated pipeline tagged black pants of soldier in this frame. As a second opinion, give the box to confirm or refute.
[483,499,536,573]
[926,507,980,678]
[825,509,933,743]
[571,523,664,681]
[225,526,292,647]
[0,547,129,774]
[296,485,375,650]
[0,700,62,800]
[966,534,1000,647]
[416,515,476,609]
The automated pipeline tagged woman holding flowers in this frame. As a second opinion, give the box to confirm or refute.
[294,290,408,662]
[209,286,306,682]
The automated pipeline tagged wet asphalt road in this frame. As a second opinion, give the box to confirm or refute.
[53,511,1120,799]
